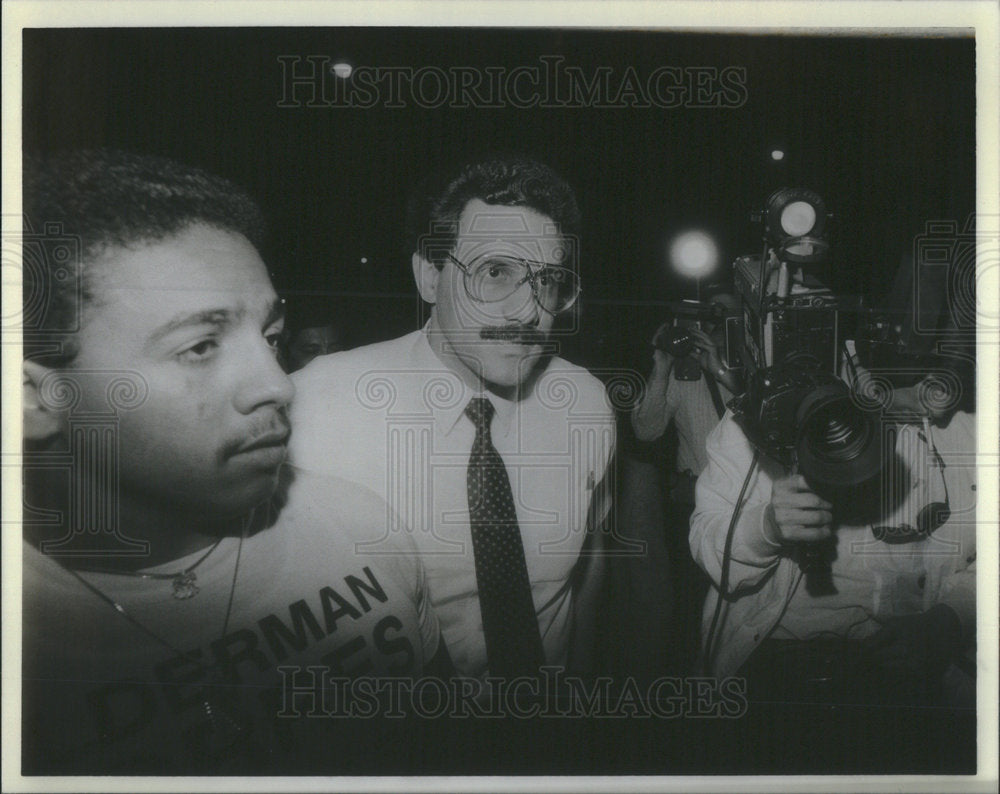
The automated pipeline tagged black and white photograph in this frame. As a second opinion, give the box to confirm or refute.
[3,1,998,791]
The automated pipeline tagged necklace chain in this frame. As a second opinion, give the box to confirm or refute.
[50,511,259,756]
[62,521,248,663]
[73,535,226,600]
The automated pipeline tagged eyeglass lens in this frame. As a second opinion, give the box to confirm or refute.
[466,256,578,312]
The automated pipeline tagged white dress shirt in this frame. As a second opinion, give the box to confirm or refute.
[290,328,615,678]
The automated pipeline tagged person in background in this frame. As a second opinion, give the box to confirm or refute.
[282,295,348,371]
[629,291,742,671]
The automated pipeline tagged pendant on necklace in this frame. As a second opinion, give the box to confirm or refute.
[172,571,199,599]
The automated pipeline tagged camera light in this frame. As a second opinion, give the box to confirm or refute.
[669,230,719,279]
[780,201,817,237]
[779,235,829,261]
[332,62,353,79]
[765,188,829,264]
[771,149,785,161]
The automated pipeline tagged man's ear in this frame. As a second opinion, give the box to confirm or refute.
[412,252,441,305]
[23,359,66,443]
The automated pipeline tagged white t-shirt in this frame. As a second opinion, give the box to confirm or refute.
[22,468,439,773]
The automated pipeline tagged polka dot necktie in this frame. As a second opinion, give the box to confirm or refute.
[465,397,546,677]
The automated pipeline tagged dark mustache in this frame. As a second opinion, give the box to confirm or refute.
[219,410,291,461]
[479,325,549,345]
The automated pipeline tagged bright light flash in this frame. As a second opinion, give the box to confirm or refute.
[669,230,719,278]
[332,62,353,79]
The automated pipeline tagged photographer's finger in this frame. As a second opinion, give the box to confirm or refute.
[784,525,831,543]
[774,505,828,525]
[795,508,832,527]
[651,323,671,346]
[772,489,828,512]
[788,490,833,511]
[786,474,820,492]
[789,518,832,537]
[773,474,810,496]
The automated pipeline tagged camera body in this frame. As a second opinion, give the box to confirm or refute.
[729,365,881,499]
[727,192,883,505]
[654,298,741,380]
[660,325,696,358]
[733,254,847,379]
[729,366,823,463]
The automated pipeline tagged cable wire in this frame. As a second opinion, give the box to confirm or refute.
[701,448,761,673]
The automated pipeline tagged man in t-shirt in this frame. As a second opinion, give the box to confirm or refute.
[20,150,447,774]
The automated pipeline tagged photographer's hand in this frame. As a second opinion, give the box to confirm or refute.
[650,322,676,370]
[688,326,722,368]
[889,375,957,423]
[763,474,833,545]
[688,327,740,393]
[853,353,956,423]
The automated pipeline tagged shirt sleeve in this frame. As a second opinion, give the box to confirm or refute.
[931,411,978,649]
[631,362,680,442]
[689,413,785,595]
[379,516,442,667]
[289,364,334,475]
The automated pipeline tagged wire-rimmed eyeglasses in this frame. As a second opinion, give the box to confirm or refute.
[446,253,581,315]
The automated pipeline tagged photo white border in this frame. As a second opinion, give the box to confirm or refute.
[3,2,997,792]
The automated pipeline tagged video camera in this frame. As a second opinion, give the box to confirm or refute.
[718,189,880,496]
[725,189,884,594]
[700,188,963,626]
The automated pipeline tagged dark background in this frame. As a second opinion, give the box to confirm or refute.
[23,27,975,375]
[20,27,979,775]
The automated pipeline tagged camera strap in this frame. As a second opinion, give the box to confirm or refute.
[705,371,726,419]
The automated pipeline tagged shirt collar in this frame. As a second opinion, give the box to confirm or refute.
[414,326,516,438]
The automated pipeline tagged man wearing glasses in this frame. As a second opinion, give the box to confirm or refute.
[291,156,614,685]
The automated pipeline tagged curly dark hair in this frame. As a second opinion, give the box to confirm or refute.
[406,154,581,265]
[22,149,265,363]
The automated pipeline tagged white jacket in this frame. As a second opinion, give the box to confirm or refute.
[690,410,977,679]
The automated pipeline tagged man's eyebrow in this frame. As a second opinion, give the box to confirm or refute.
[264,297,285,328]
[146,309,239,346]
[147,298,284,347]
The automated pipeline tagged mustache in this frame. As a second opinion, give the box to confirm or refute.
[219,410,292,461]
[479,325,550,346]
